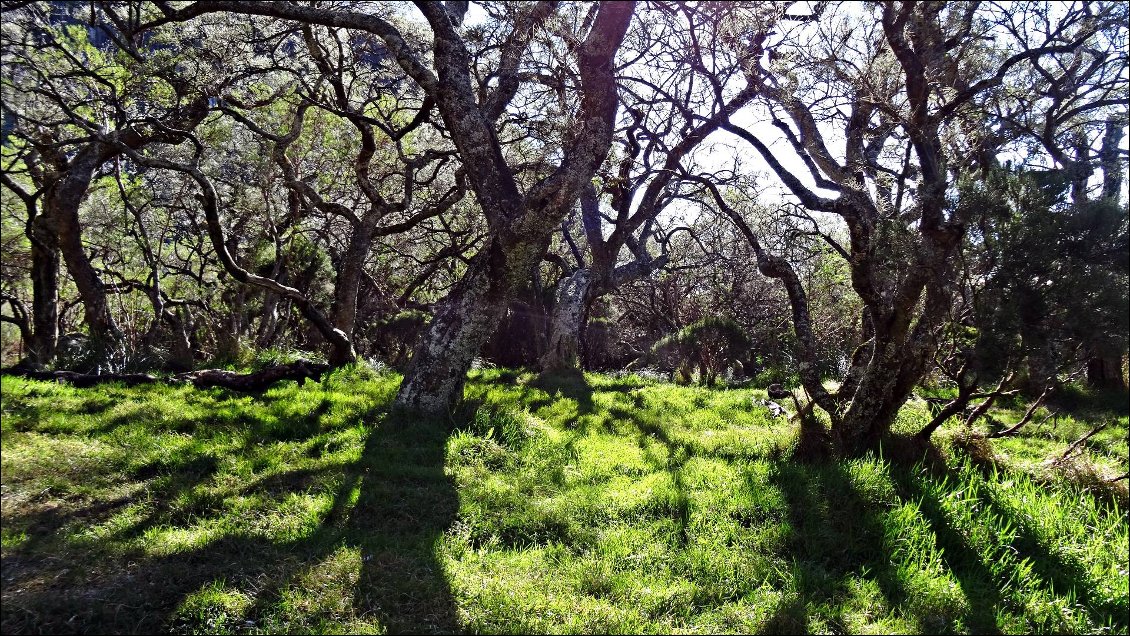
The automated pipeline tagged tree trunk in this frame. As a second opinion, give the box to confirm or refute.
[539,268,593,372]
[45,145,122,350]
[394,241,513,416]
[175,359,330,391]
[255,291,282,348]
[833,344,905,455]
[482,296,548,368]
[1086,351,1127,391]
[217,287,245,363]
[833,254,957,455]
[254,253,289,349]
[166,307,195,372]
[4,359,329,391]
[327,222,370,366]
[26,215,59,366]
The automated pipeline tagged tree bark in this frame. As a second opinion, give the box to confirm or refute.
[44,144,123,349]
[834,345,906,454]
[328,221,373,365]
[175,359,330,391]
[27,215,59,366]
[539,254,667,373]
[539,268,592,372]
[394,239,518,414]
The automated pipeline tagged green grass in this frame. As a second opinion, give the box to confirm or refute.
[1,366,1127,634]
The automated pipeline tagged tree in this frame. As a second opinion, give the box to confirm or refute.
[702,1,1128,454]
[152,1,635,413]
[214,38,467,365]
[1,2,237,366]
[538,2,760,372]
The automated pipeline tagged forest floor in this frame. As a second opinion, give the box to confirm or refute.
[1,366,1127,634]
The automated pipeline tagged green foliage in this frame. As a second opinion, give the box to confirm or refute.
[802,246,864,379]
[749,362,799,390]
[649,317,752,385]
[962,166,1130,382]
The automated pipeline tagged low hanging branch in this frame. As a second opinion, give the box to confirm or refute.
[913,366,1025,441]
[1,360,330,392]
[986,379,1056,438]
[1052,421,1111,465]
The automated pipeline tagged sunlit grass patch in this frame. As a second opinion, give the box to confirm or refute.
[905,459,1126,633]
[2,369,1126,634]
[171,579,254,634]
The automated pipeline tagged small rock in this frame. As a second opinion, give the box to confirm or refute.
[754,398,787,419]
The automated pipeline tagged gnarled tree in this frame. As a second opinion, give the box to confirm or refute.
[154,1,635,412]
[706,1,1128,454]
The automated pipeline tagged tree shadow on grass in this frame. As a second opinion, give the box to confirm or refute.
[526,370,595,416]
[1,405,460,634]
[767,462,909,635]
[597,402,694,546]
[224,409,460,633]
[345,411,460,633]
[978,479,1126,631]
[894,456,1126,632]
[497,405,894,634]
[889,468,1004,635]
[1,450,223,556]
[7,420,342,552]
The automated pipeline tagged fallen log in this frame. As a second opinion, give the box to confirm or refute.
[175,360,331,391]
[1,360,332,392]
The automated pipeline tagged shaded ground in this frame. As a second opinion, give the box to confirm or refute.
[1,366,1127,634]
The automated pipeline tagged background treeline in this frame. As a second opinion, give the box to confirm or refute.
[1,1,1127,456]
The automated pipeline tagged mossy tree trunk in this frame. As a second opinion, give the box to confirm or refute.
[164,0,635,415]
[393,2,634,414]
[540,269,593,372]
